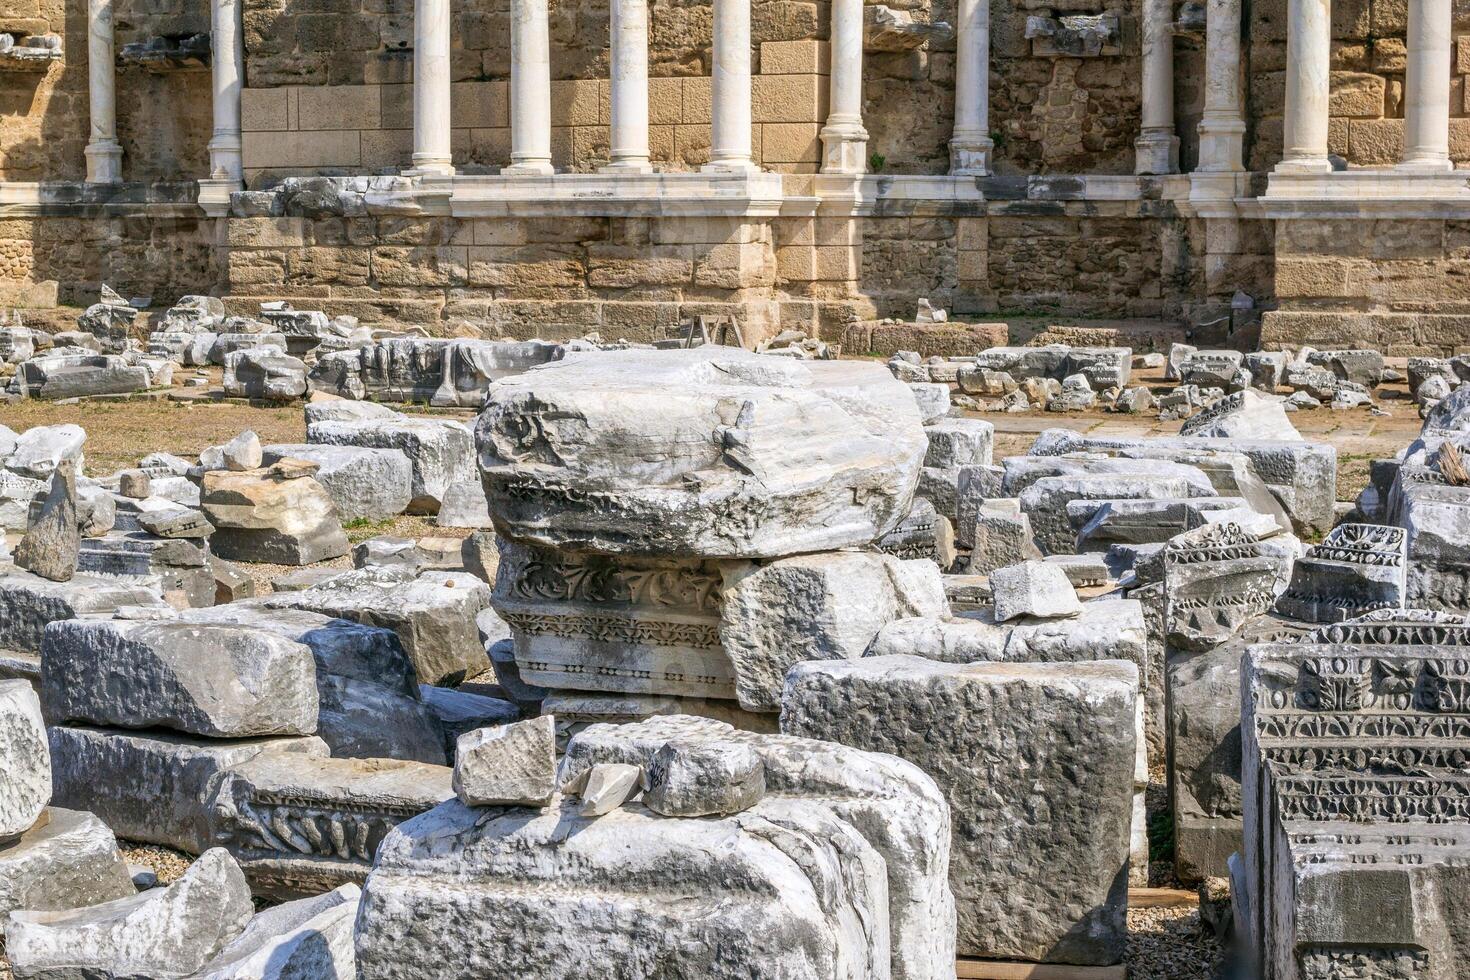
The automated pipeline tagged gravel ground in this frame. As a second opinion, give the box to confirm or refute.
[1127,905,1224,980]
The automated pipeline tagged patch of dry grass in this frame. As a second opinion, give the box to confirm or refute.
[2,400,306,474]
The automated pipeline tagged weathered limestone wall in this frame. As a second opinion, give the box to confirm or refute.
[0,211,217,308]
[1262,217,1470,355]
[219,213,787,340]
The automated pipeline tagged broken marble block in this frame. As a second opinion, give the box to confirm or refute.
[357,715,954,980]
[0,681,50,840]
[574,763,642,816]
[476,347,926,558]
[1030,429,1338,539]
[453,715,557,807]
[718,550,948,712]
[490,537,733,700]
[180,604,446,765]
[200,463,350,566]
[262,443,413,522]
[12,461,78,583]
[204,751,453,898]
[1240,617,1470,980]
[4,848,254,980]
[871,599,1148,676]
[307,413,475,514]
[222,347,309,403]
[874,496,956,566]
[782,655,1137,965]
[15,353,152,400]
[193,882,360,980]
[431,338,566,407]
[0,569,161,653]
[419,684,520,756]
[1163,522,1289,652]
[967,500,1043,575]
[0,808,136,918]
[41,620,320,737]
[1274,522,1407,623]
[1180,389,1303,441]
[260,566,492,685]
[643,737,766,816]
[1179,350,1244,389]
[48,727,329,854]
[1166,615,1306,885]
[989,559,1082,622]
[924,417,994,469]
[6,424,85,480]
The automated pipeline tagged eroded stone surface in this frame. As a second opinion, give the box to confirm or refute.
[782,655,1137,965]
[475,347,927,558]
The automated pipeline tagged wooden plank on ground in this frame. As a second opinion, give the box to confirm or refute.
[1128,886,1198,908]
[955,960,1127,980]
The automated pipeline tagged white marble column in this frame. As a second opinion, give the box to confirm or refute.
[207,0,244,183]
[411,0,454,175]
[1196,0,1246,171]
[1275,0,1331,173]
[1399,0,1452,170]
[819,0,867,174]
[705,0,756,171]
[950,0,993,175]
[605,0,653,172]
[85,0,122,183]
[1134,0,1178,173]
[507,0,554,174]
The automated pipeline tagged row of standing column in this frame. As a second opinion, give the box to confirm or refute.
[1279,0,1451,172]
[117,0,1258,185]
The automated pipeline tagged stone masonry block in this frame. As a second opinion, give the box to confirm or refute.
[242,131,361,170]
[649,77,683,125]
[1329,72,1385,117]
[1348,118,1403,164]
[752,74,827,123]
[241,88,288,132]
[682,77,712,124]
[297,85,380,131]
[453,81,510,129]
[760,122,821,163]
[551,79,605,127]
[760,39,830,74]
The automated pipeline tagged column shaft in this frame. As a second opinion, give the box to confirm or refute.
[950,0,992,175]
[1276,0,1331,172]
[820,0,868,173]
[208,0,244,183]
[1196,0,1245,171]
[412,0,454,175]
[606,0,653,171]
[706,0,755,171]
[508,0,554,174]
[1134,0,1178,174]
[85,0,121,183]
[1400,0,1452,170]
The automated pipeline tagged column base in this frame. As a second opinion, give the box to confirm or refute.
[503,160,555,176]
[819,125,869,175]
[949,136,993,177]
[84,140,123,184]
[1396,156,1454,173]
[409,154,456,177]
[601,158,655,174]
[702,158,760,174]
[1273,156,1334,174]
[1133,130,1179,175]
[198,176,244,218]
[1196,117,1246,173]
